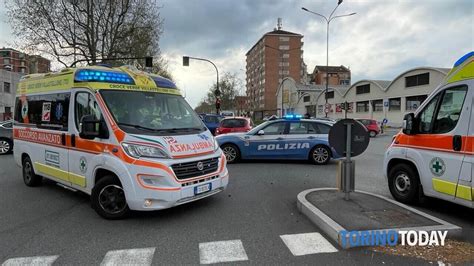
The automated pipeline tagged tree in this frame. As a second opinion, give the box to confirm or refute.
[194,72,242,113]
[6,0,166,71]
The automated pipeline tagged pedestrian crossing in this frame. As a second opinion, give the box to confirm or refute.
[1,232,338,265]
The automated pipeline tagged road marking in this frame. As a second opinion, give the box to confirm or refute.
[280,232,338,256]
[2,255,59,266]
[100,248,156,266]
[199,239,248,264]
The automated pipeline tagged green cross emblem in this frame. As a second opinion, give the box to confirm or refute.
[430,157,445,176]
[79,157,87,173]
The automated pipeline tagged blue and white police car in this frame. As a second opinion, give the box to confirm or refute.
[216,115,340,165]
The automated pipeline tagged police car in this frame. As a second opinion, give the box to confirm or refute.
[216,115,340,164]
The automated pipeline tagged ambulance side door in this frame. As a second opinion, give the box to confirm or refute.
[68,90,109,192]
[410,85,468,200]
[457,83,473,201]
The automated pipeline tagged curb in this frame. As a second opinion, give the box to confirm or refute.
[297,188,462,249]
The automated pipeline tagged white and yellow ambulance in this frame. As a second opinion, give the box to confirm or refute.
[13,65,228,219]
[384,51,473,208]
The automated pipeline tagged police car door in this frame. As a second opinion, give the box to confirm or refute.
[247,121,288,159]
[410,85,468,201]
[285,121,313,159]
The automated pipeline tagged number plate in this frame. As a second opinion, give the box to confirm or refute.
[194,183,212,195]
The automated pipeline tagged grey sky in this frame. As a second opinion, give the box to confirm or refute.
[1,0,473,107]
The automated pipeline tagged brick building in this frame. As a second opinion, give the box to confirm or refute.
[245,19,306,119]
[0,48,51,74]
[311,65,351,86]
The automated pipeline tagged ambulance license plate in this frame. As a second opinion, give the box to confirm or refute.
[194,183,212,195]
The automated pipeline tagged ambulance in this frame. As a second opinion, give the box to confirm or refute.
[384,51,473,208]
[13,65,228,219]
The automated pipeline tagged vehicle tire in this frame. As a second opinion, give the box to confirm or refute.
[388,163,420,204]
[91,175,130,220]
[22,156,42,187]
[0,138,12,154]
[309,145,331,165]
[221,144,240,164]
[369,131,377,138]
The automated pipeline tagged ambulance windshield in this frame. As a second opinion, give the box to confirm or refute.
[100,90,205,135]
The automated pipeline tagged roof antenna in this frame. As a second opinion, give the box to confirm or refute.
[277,18,282,30]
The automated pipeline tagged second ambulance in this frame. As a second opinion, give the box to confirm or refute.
[384,51,473,208]
[13,65,228,219]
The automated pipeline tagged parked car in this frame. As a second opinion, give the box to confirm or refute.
[357,119,380,137]
[220,111,235,117]
[0,120,13,154]
[215,117,253,135]
[202,114,224,135]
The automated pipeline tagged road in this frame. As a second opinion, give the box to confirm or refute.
[0,131,472,265]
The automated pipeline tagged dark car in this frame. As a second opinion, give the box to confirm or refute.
[202,114,224,135]
[0,120,13,154]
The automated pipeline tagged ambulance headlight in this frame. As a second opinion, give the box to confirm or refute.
[122,143,169,159]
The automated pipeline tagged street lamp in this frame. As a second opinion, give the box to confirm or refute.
[183,56,220,114]
[265,44,302,117]
[302,1,356,118]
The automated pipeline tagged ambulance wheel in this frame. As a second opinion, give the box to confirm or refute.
[310,145,331,165]
[388,164,420,204]
[221,144,240,164]
[92,175,130,220]
[22,156,42,187]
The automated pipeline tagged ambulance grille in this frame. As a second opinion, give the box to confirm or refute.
[171,157,219,180]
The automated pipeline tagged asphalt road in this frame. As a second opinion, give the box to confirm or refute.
[0,131,472,265]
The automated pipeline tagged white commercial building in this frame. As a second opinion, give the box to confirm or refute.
[0,70,22,121]
[277,67,450,126]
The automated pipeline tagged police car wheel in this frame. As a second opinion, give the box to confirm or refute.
[22,156,42,187]
[369,131,377,138]
[310,145,331,165]
[388,164,420,204]
[92,175,130,219]
[0,138,12,154]
[221,144,240,164]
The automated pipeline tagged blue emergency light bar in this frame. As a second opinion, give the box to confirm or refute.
[283,114,302,120]
[151,76,177,89]
[453,51,474,67]
[74,69,135,85]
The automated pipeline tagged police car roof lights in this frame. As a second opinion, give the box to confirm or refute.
[74,69,135,85]
[283,114,302,120]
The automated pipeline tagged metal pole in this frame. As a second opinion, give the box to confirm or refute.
[344,123,352,200]
[325,21,329,118]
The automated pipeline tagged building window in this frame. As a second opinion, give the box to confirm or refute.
[372,99,383,112]
[339,80,350,85]
[5,107,11,114]
[356,84,370,94]
[279,45,289,50]
[3,82,10,93]
[303,95,310,102]
[389,98,401,111]
[356,101,369,112]
[3,58,10,65]
[326,91,334,99]
[282,53,289,58]
[406,95,428,111]
[279,36,290,42]
[405,72,429,87]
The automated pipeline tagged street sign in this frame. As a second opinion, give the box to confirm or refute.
[329,119,370,157]
[325,103,331,109]
[324,108,329,114]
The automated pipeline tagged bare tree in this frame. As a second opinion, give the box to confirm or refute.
[7,0,165,69]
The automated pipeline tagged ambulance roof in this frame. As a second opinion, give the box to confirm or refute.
[443,51,474,85]
[18,65,180,96]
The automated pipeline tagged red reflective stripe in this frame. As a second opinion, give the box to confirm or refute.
[395,134,474,155]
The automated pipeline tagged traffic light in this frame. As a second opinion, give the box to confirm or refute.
[215,98,221,110]
[145,57,153,68]
[183,56,190,66]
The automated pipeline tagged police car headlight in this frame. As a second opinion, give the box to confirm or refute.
[122,143,169,159]
[213,138,220,151]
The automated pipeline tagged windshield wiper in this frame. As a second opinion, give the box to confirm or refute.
[162,127,204,132]
[117,122,159,132]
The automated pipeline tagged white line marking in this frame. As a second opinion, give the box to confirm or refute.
[199,239,248,264]
[280,232,338,256]
[2,255,59,266]
[100,248,156,266]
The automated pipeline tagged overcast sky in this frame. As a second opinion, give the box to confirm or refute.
[1,0,473,108]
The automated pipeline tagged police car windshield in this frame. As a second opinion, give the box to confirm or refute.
[100,90,205,135]
[247,121,272,135]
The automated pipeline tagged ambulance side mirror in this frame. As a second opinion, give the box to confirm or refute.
[257,130,265,135]
[79,115,109,139]
[402,113,417,135]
